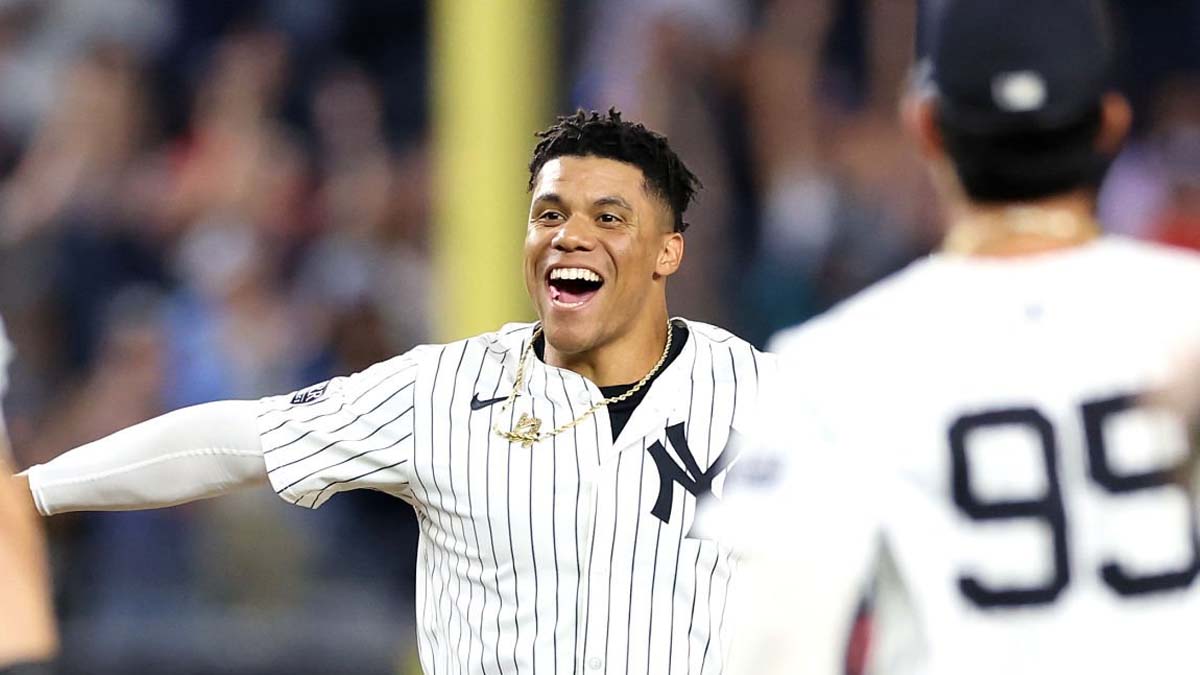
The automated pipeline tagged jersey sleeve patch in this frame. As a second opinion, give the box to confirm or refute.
[289,381,330,405]
[257,354,423,509]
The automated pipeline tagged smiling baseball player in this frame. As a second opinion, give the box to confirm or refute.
[13,110,773,675]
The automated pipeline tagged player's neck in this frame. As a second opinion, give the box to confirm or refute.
[942,192,1102,258]
[544,309,671,387]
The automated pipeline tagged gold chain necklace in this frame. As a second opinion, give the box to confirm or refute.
[494,321,674,448]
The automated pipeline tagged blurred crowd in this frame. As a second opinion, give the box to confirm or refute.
[0,2,428,673]
[0,0,1195,673]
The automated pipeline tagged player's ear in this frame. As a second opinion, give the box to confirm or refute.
[1096,92,1132,157]
[902,94,945,161]
[655,230,684,278]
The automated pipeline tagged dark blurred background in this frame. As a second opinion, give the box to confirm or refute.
[0,1,1195,673]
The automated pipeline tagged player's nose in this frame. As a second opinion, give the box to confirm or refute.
[552,213,596,252]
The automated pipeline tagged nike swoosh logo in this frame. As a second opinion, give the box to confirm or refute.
[470,394,507,411]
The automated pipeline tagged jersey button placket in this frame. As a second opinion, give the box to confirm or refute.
[587,656,604,670]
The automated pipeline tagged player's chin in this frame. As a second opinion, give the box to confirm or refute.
[540,307,605,355]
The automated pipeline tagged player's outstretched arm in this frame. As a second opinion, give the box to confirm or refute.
[0,449,57,668]
[17,400,268,516]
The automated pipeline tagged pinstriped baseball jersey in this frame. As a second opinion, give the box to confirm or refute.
[256,318,774,675]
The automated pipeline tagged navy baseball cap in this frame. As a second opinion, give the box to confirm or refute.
[924,0,1116,134]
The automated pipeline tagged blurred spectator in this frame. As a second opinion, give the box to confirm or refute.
[0,0,171,144]
[1099,77,1200,248]
[1146,78,1200,251]
[298,65,432,365]
[733,0,936,342]
[574,0,755,329]
[162,30,313,405]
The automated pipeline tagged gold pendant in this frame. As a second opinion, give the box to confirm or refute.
[501,413,542,448]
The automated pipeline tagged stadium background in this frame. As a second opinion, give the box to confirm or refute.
[0,0,1195,672]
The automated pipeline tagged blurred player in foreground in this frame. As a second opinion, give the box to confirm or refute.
[715,1,1200,674]
[10,111,771,674]
[0,319,57,674]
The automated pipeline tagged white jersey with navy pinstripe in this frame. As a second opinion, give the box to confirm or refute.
[256,318,774,675]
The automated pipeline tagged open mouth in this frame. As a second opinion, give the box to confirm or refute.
[547,266,604,308]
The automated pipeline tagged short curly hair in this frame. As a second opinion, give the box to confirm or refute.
[528,109,701,232]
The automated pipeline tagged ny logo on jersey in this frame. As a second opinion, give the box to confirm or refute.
[647,423,741,526]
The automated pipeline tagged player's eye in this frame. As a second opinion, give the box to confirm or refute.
[597,213,622,225]
[536,210,564,224]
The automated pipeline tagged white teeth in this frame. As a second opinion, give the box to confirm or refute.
[550,267,601,283]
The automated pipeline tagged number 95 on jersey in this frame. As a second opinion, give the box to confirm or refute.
[949,392,1198,609]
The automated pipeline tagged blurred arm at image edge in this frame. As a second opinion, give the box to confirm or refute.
[0,424,58,669]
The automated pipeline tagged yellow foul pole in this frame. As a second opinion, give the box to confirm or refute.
[432,0,552,341]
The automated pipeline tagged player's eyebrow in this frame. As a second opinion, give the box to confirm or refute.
[593,195,633,211]
[531,192,565,208]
